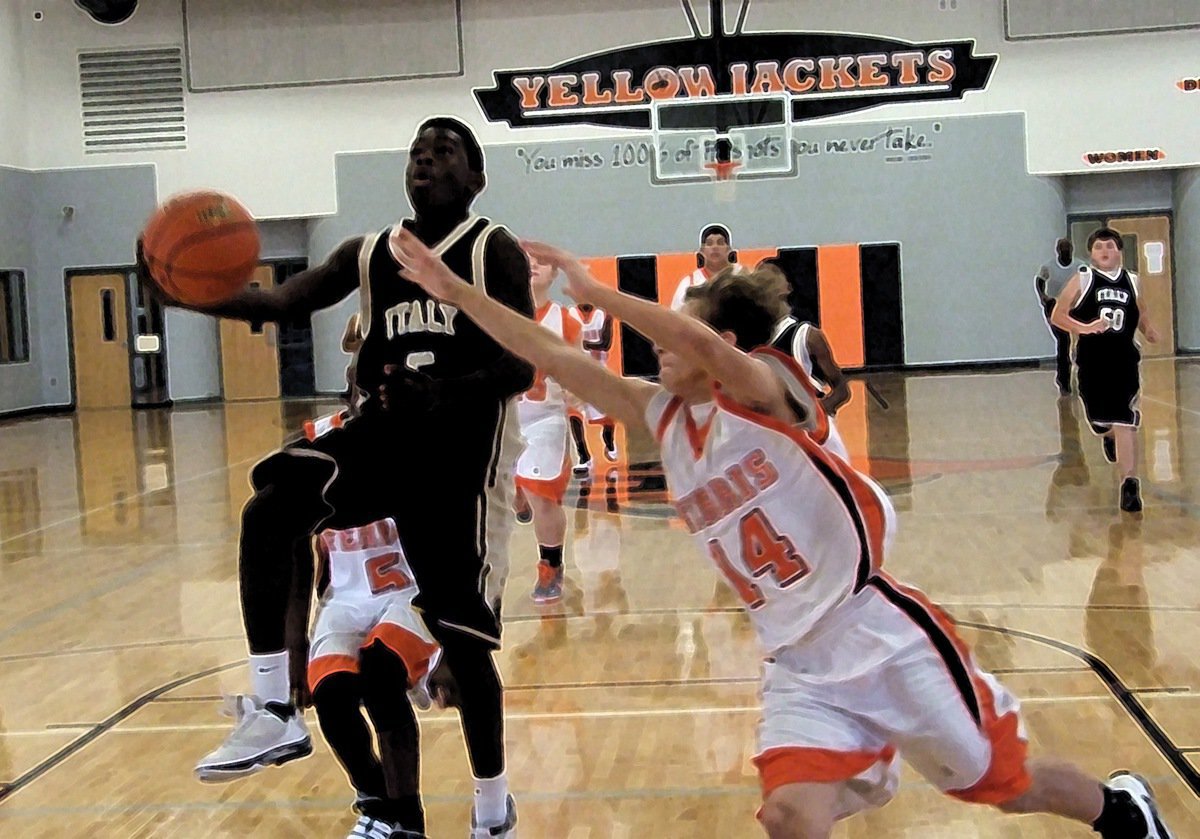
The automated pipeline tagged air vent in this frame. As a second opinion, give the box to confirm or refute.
[79,47,186,154]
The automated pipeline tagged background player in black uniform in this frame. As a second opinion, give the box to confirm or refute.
[143,117,532,837]
[1052,228,1159,512]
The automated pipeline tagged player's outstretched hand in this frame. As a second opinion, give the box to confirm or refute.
[391,227,463,303]
[520,240,601,304]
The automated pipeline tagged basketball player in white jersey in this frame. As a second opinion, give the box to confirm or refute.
[392,228,1174,839]
[567,303,619,474]
[307,517,441,839]
[513,254,582,602]
[669,224,744,311]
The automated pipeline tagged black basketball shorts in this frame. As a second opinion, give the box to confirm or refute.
[1076,360,1140,434]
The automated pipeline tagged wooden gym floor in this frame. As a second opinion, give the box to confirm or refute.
[1,359,1199,837]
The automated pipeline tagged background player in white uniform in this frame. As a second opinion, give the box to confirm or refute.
[669,224,745,312]
[307,517,441,839]
[514,253,583,602]
[567,303,619,474]
[392,228,1175,839]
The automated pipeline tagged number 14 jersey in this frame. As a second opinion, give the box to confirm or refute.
[647,349,896,654]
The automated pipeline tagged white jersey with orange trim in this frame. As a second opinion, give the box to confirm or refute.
[646,349,895,653]
[570,306,610,365]
[318,517,418,599]
[307,517,440,697]
[669,263,746,312]
[519,301,581,424]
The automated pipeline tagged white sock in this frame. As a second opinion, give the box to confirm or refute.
[473,773,509,827]
[248,651,290,706]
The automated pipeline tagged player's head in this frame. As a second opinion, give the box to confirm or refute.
[688,269,791,350]
[527,251,556,298]
[659,268,790,400]
[697,224,735,271]
[406,117,485,214]
[1087,228,1123,272]
[1055,237,1073,264]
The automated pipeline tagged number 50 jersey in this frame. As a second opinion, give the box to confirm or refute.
[647,349,896,654]
[1069,265,1141,369]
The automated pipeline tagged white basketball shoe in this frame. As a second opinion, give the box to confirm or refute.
[194,694,312,783]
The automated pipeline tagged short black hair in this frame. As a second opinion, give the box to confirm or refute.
[700,224,732,247]
[415,116,485,173]
[1087,227,1123,252]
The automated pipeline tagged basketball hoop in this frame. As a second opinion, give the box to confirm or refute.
[704,159,741,203]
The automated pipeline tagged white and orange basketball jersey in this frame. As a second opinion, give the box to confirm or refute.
[646,349,895,653]
[570,306,610,365]
[519,301,582,423]
[318,517,417,598]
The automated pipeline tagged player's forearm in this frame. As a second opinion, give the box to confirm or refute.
[585,282,714,364]
[190,286,289,323]
[444,281,644,427]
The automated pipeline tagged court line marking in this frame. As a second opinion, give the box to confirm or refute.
[961,621,1200,798]
[4,602,1198,665]
[5,691,1178,739]
[0,661,242,804]
[1143,393,1200,419]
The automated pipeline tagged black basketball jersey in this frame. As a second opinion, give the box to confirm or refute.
[770,317,801,357]
[1070,266,1141,368]
[354,215,527,391]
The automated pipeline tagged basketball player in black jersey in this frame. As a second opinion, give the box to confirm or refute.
[1052,228,1159,512]
[141,117,531,838]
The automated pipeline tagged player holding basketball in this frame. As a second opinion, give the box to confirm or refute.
[1052,228,1159,513]
[393,231,1174,839]
[567,302,619,475]
[514,252,582,603]
[669,224,744,311]
[143,118,529,838]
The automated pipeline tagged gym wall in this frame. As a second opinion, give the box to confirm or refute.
[0,0,1197,411]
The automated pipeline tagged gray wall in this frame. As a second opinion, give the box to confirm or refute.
[1176,169,1200,351]
[28,165,158,408]
[309,112,1065,390]
[0,167,39,413]
[1064,170,1175,216]
[259,218,311,261]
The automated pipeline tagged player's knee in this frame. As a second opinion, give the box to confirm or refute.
[311,670,361,717]
[757,797,831,839]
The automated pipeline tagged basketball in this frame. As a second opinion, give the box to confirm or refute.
[141,190,260,307]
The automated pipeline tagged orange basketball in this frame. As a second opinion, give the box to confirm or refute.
[141,190,260,307]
